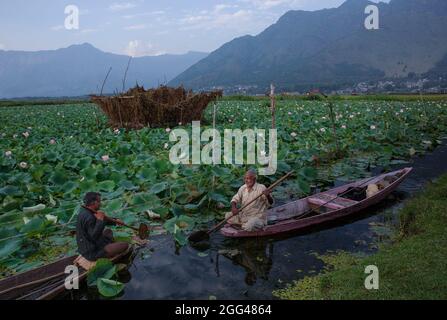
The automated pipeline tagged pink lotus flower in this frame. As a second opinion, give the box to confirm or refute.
[166,128,171,133]
[114,129,120,135]
[101,155,110,162]
[49,139,56,145]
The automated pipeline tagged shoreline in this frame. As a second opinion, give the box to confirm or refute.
[273,174,447,300]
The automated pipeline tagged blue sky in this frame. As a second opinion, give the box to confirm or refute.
[0,0,389,56]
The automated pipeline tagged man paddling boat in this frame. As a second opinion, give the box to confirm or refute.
[76,192,129,261]
[225,169,274,231]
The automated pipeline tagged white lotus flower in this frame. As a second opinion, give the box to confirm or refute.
[23,217,30,225]
[288,112,292,116]
[5,151,12,157]
[370,125,376,130]
[101,155,110,162]
[290,132,297,138]
[320,128,326,133]
[45,214,58,223]
[341,125,347,129]
[49,139,56,145]
[164,143,169,149]
[19,162,28,169]
[114,129,120,135]
[22,132,30,138]
[166,128,171,133]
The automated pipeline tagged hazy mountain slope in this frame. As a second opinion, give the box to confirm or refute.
[0,44,208,98]
[170,0,447,91]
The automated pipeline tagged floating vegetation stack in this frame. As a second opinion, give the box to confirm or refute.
[91,85,222,129]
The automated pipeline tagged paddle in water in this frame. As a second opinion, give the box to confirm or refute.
[188,171,294,243]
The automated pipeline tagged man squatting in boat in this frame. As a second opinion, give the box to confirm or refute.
[76,192,129,262]
[225,169,274,231]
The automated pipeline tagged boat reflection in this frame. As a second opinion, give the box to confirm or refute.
[218,239,273,285]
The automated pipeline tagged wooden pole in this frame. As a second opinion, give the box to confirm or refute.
[122,57,132,93]
[100,67,112,96]
[328,101,340,156]
[270,83,276,129]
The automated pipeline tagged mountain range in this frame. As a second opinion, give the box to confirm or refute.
[0,44,207,98]
[170,0,447,92]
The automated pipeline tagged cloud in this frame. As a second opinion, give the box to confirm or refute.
[80,28,100,34]
[109,2,137,11]
[124,40,166,57]
[0,44,5,50]
[123,11,165,19]
[51,25,65,31]
[124,24,147,30]
[178,8,259,33]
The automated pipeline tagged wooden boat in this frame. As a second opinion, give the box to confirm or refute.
[221,167,413,238]
[0,246,133,300]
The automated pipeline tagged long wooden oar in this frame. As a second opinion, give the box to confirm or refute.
[82,206,149,240]
[188,171,294,242]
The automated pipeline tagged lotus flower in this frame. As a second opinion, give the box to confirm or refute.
[22,132,30,138]
[164,143,169,149]
[5,151,12,157]
[320,128,326,133]
[290,132,297,138]
[102,155,110,162]
[114,129,120,135]
[166,128,171,133]
[370,125,376,130]
[19,162,28,169]
[341,125,347,129]
[49,139,56,145]
[45,214,58,223]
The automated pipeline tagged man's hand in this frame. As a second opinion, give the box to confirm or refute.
[115,219,125,226]
[231,207,239,215]
[95,211,105,221]
[263,189,271,197]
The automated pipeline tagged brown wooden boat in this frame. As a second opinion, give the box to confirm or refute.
[0,246,133,300]
[221,167,413,238]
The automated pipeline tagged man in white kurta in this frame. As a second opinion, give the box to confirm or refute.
[225,170,274,231]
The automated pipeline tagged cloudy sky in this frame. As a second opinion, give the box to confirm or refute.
[0,0,389,56]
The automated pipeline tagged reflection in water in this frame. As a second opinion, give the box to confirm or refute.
[219,239,273,286]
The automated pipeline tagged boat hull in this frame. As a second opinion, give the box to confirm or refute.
[0,246,133,300]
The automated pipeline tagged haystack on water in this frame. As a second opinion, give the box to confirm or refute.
[91,85,222,129]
